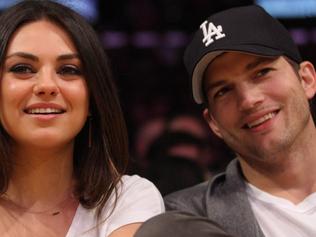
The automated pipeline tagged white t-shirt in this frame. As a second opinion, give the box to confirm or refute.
[66,175,165,237]
[246,182,316,237]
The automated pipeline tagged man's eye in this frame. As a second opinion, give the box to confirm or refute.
[214,86,231,99]
[9,64,34,74]
[58,65,82,76]
[255,68,273,78]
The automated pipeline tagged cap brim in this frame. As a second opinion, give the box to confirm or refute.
[192,45,284,104]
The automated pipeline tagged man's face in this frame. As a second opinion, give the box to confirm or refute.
[203,52,316,161]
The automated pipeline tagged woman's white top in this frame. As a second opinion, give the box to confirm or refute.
[66,175,165,237]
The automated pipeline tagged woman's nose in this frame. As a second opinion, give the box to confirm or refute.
[33,70,59,97]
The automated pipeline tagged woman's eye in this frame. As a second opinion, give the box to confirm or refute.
[9,64,34,74]
[58,65,82,76]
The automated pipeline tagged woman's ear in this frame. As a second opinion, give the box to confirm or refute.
[203,108,223,139]
[299,61,316,99]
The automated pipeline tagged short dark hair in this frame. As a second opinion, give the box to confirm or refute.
[0,0,129,218]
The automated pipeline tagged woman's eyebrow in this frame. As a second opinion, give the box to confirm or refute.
[5,52,39,61]
[5,52,80,62]
[57,53,80,61]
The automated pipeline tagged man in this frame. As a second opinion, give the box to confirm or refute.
[164,5,316,237]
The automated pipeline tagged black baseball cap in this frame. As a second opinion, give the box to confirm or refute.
[184,5,302,104]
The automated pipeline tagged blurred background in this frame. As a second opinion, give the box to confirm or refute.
[2,0,316,195]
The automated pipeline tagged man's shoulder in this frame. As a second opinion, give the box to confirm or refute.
[164,159,244,216]
[165,180,209,203]
[164,172,227,216]
[163,159,265,237]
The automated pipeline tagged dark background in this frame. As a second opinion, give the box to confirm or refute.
[2,0,316,180]
[95,0,316,145]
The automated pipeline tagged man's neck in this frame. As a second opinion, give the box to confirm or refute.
[240,156,316,204]
[239,126,316,204]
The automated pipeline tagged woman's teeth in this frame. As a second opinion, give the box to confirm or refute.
[26,108,64,114]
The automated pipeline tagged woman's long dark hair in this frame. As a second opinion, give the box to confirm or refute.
[0,0,129,218]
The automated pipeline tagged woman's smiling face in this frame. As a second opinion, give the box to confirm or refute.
[0,20,89,149]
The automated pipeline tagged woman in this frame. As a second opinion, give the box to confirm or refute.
[0,1,164,236]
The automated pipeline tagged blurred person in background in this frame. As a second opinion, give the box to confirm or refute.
[145,131,206,196]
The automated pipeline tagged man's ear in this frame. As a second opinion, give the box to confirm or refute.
[299,61,316,99]
[203,108,223,139]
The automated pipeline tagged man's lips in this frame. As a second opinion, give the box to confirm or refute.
[242,110,279,129]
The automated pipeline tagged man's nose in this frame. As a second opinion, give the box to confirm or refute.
[237,85,264,111]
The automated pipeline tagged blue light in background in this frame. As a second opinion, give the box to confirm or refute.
[0,0,98,23]
[0,0,20,9]
[257,0,316,18]
[54,0,98,22]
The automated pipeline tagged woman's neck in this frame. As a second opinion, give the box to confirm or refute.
[4,143,75,210]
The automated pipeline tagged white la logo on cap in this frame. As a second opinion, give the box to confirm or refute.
[200,21,225,47]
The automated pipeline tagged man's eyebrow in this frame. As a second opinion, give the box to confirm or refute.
[5,52,39,61]
[204,79,227,94]
[245,57,275,71]
[203,57,278,96]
